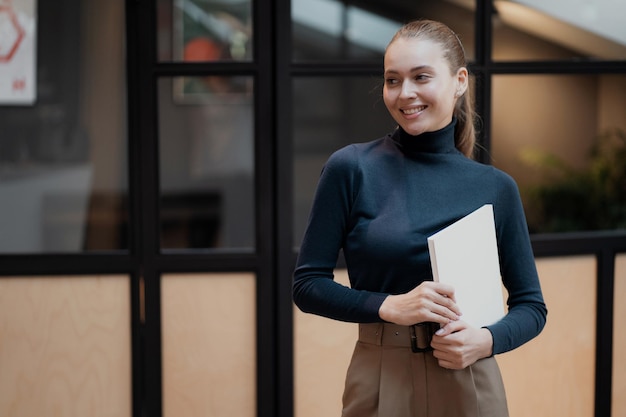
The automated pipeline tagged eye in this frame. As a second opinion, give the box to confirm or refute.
[415,74,430,81]
[385,77,399,86]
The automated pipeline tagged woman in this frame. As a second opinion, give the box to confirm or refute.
[293,19,547,417]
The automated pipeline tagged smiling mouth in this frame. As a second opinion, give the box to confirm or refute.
[401,105,427,115]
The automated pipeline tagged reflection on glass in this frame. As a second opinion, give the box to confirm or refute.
[158,76,255,250]
[292,76,395,247]
[491,74,626,233]
[157,0,253,62]
[0,1,128,253]
[292,0,475,62]
[493,0,626,61]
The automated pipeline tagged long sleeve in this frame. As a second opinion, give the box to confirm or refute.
[293,145,388,323]
[487,173,547,354]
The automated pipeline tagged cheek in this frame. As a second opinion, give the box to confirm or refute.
[425,87,454,112]
[420,84,442,102]
[382,87,395,110]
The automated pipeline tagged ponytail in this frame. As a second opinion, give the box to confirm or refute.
[454,83,477,158]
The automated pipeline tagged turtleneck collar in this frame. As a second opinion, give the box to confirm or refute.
[390,118,458,156]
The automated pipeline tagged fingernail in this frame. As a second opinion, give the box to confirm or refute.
[436,328,445,335]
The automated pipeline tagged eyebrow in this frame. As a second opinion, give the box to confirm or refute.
[384,65,435,75]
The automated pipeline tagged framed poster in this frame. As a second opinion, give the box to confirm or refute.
[172,0,252,104]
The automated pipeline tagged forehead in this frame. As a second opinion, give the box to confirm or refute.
[384,37,448,71]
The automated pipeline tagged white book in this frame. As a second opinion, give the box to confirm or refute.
[427,204,505,328]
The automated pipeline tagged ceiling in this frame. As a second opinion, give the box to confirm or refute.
[512,0,625,46]
[452,0,626,58]
[291,0,626,59]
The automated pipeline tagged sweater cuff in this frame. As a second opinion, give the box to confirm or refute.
[362,292,389,322]
[481,326,496,357]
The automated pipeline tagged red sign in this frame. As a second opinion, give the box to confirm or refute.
[0,6,24,62]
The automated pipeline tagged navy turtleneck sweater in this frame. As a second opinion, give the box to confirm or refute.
[293,120,547,355]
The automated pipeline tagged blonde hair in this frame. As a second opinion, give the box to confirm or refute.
[387,20,477,158]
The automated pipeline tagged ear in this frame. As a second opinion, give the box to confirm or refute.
[455,67,469,97]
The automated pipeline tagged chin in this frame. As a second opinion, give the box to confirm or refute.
[400,118,450,136]
[399,124,428,136]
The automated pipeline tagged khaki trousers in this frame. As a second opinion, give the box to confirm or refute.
[342,323,509,417]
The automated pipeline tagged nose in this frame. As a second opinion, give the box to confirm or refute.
[399,80,417,99]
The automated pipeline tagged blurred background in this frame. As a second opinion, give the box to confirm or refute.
[0,1,624,416]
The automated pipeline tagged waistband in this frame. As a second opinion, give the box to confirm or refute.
[358,322,438,353]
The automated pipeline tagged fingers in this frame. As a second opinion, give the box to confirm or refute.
[433,354,466,370]
[417,282,462,323]
[434,319,466,336]
[431,335,468,369]
[439,293,462,318]
[431,282,457,302]
[431,323,493,370]
[429,301,461,324]
[378,282,462,326]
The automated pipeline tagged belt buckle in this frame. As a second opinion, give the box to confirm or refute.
[410,323,434,353]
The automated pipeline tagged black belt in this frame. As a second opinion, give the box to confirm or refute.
[358,322,438,353]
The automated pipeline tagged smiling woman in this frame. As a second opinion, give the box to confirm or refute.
[383,39,467,139]
[382,24,474,157]
[293,19,547,417]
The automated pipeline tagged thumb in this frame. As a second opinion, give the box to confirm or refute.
[435,323,451,336]
[435,320,466,336]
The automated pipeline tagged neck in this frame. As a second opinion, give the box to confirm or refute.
[392,118,458,155]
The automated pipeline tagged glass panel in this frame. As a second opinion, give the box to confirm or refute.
[0,0,128,253]
[493,0,626,61]
[157,0,253,62]
[614,254,626,417]
[292,0,475,62]
[292,76,395,248]
[491,74,626,234]
[162,273,256,417]
[158,76,255,250]
[0,275,131,417]
[498,256,596,416]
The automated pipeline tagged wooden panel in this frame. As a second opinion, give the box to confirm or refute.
[0,275,131,417]
[498,256,596,417]
[161,273,256,417]
[614,254,626,417]
[294,270,356,417]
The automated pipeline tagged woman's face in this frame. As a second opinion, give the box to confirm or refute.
[383,37,467,136]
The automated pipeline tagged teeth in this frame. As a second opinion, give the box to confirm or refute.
[402,106,426,115]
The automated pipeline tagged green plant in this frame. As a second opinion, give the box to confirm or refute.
[520,128,626,233]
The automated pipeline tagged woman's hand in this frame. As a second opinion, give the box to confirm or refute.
[378,281,461,326]
[430,320,494,369]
